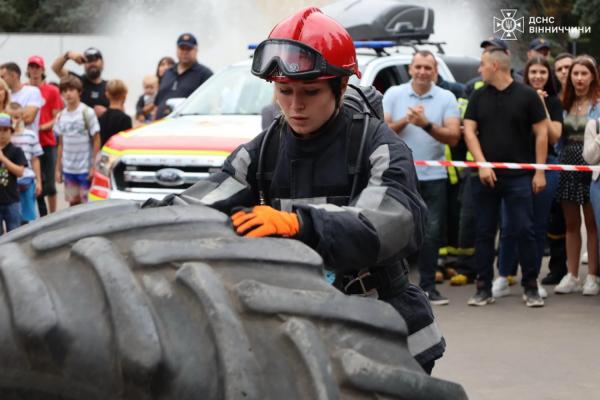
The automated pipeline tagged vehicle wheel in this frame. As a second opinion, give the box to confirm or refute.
[0,200,467,399]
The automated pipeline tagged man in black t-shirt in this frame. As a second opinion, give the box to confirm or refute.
[0,113,27,233]
[51,47,109,118]
[463,48,548,307]
[154,33,213,119]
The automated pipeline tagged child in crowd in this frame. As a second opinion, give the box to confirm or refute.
[135,75,158,124]
[54,75,100,207]
[7,102,42,224]
[0,113,26,233]
[98,79,132,146]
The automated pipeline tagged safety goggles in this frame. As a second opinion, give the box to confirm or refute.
[251,39,352,80]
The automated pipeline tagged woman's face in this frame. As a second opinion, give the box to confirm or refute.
[527,63,549,91]
[158,59,174,78]
[571,64,593,95]
[275,79,337,136]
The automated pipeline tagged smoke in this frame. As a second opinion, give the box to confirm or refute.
[93,0,489,112]
[99,0,334,112]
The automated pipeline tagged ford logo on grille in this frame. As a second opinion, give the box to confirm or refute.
[156,168,185,186]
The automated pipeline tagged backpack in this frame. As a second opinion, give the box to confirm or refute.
[256,84,384,205]
[56,106,92,138]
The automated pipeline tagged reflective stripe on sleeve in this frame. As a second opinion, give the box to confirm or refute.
[407,322,444,357]
[200,177,247,205]
[231,147,251,186]
[367,144,390,187]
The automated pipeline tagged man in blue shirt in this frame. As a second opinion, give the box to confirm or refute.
[383,50,461,305]
[155,33,213,119]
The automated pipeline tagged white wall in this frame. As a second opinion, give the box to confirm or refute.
[0,0,485,115]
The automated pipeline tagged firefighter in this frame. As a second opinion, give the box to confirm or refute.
[144,6,445,373]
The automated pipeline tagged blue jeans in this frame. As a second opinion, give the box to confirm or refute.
[472,175,538,289]
[0,202,21,233]
[498,156,560,276]
[590,178,600,259]
[417,179,447,291]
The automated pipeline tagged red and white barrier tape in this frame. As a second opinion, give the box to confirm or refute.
[414,160,600,172]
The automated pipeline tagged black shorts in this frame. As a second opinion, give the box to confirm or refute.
[40,145,57,196]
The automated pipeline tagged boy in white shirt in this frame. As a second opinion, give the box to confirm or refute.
[54,75,100,206]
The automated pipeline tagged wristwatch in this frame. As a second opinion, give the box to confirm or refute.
[423,122,433,133]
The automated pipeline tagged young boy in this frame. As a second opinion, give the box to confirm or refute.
[54,75,100,206]
[8,102,43,224]
[0,113,26,233]
[135,75,158,124]
[98,79,132,146]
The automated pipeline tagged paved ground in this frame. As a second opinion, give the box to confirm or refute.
[52,187,600,399]
[430,261,600,400]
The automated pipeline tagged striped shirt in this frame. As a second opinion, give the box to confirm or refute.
[11,128,43,180]
[54,103,100,174]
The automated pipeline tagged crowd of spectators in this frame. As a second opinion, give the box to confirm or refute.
[0,32,212,229]
[2,30,600,310]
[379,36,600,307]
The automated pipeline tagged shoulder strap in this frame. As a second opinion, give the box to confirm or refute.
[347,113,365,176]
[263,120,283,182]
[256,117,283,204]
[82,107,91,138]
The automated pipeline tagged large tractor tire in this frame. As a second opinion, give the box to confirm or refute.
[0,200,468,400]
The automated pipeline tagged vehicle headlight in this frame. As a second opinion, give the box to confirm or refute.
[96,151,120,177]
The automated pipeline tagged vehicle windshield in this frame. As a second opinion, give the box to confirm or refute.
[177,64,274,116]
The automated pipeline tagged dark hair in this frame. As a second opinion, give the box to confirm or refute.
[555,52,574,63]
[562,54,600,111]
[59,75,83,93]
[0,62,21,77]
[156,56,176,80]
[327,77,344,108]
[523,56,558,96]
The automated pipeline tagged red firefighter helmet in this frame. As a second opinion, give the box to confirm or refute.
[252,7,361,82]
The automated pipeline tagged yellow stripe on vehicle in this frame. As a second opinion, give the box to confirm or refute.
[101,147,230,157]
[88,192,106,202]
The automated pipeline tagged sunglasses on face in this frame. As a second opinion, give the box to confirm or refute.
[85,55,101,63]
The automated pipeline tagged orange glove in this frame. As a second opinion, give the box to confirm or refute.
[231,205,300,238]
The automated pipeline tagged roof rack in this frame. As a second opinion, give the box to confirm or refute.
[354,39,447,54]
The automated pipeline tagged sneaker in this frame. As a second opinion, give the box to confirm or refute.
[554,273,582,294]
[450,273,471,286]
[538,281,548,299]
[468,288,495,306]
[426,289,450,306]
[523,287,545,307]
[581,252,589,264]
[492,277,511,298]
[582,275,600,296]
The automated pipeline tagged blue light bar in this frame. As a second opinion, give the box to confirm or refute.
[248,40,396,51]
[353,41,396,49]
